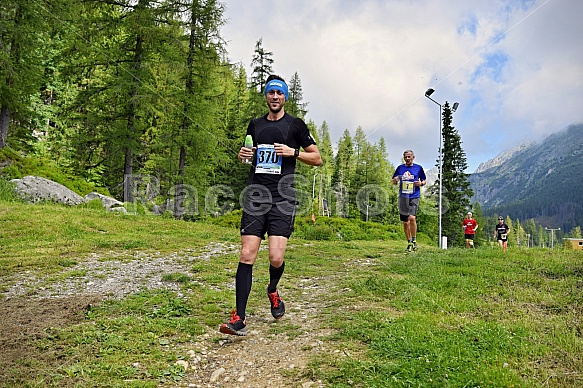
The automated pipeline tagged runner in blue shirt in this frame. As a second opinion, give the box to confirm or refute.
[392,150,427,252]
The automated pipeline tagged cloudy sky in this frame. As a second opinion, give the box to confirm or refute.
[219,0,583,172]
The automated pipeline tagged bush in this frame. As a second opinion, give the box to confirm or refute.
[0,177,17,202]
[0,148,109,196]
[295,215,405,242]
[81,198,107,212]
[205,211,428,243]
[205,209,242,229]
[302,225,336,240]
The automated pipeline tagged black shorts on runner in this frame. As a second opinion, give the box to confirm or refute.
[464,234,475,240]
[240,201,296,239]
[398,197,420,222]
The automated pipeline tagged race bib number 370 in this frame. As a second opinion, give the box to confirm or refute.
[255,144,282,174]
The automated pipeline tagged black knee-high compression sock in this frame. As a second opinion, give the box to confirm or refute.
[267,261,285,293]
[235,262,253,321]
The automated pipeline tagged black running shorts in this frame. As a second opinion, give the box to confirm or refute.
[240,201,296,239]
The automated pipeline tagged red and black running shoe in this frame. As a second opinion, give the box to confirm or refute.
[219,309,247,336]
[266,285,285,319]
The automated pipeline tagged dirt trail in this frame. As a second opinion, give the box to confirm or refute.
[0,243,346,387]
[181,277,333,387]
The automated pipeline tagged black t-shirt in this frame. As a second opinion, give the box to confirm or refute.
[244,113,316,202]
[495,223,509,238]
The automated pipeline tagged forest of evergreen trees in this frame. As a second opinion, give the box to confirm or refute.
[2,0,575,248]
[0,0,408,222]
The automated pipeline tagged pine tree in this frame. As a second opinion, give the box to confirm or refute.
[513,218,526,247]
[248,38,274,118]
[367,137,396,223]
[172,0,226,216]
[332,129,354,217]
[212,64,253,200]
[63,0,185,198]
[505,216,515,247]
[522,218,538,247]
[287,72,308,119]
[469,202,485,247]
[438,102,474,246]
[250,38,273,93]
[314,121,334,216]
[351,126,369,215]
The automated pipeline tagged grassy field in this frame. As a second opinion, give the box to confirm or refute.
[1,201,582,387]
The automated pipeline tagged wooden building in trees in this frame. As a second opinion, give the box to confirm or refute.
[564,238,583,250]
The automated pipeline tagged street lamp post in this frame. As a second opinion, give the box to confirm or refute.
[545,227,561,248]
[363,201,371,222]
[424,88,458,249]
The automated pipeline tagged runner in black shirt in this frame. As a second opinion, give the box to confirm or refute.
[494,216,510,252]
[220,75,322,336]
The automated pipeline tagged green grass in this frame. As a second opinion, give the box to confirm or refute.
[0,201,236,277]
[0,177,17,202]
[37,290,205,386]
[309,245,583,387]
[1,201,582,387]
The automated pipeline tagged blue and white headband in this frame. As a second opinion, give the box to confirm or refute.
[264,79,289,100]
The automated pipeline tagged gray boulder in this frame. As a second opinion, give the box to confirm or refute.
[85,192,126,212]
[11,176,85,206]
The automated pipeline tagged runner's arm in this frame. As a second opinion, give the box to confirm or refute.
[297,144,322,166]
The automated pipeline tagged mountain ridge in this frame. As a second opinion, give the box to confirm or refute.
[473,142,535,174]
[468,124,583,232]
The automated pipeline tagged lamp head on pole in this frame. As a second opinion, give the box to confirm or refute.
[425,88,435,97]
[452,102,459,112]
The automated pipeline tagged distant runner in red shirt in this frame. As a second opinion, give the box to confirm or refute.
[462,211,478,249]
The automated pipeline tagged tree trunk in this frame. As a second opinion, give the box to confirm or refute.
[0,105,9,148]
[124,145,134,203]
[177,2,198,180]
[174,3,199,217]
[124,30,144,203]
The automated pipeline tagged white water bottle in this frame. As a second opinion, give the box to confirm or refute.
[243,135,253,164]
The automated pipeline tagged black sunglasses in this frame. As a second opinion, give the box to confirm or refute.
[498,218,503,220]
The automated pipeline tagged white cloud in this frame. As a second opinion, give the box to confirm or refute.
[220,0,583,171]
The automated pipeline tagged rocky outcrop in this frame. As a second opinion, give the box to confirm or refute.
[84,192,126,212]
[11,176,85,206]
[10,176,126,212]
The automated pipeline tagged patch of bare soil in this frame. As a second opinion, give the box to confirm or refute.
[0,244,348,387]
[0,295,104,385]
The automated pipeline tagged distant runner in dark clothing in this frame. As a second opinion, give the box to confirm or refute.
[494,216,510,252]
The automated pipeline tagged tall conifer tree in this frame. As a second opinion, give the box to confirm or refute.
[287,72,307,118]
[332,129,354,217]
[438,102,474,246]
[250,38,273,92]
[247,38,274,117]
